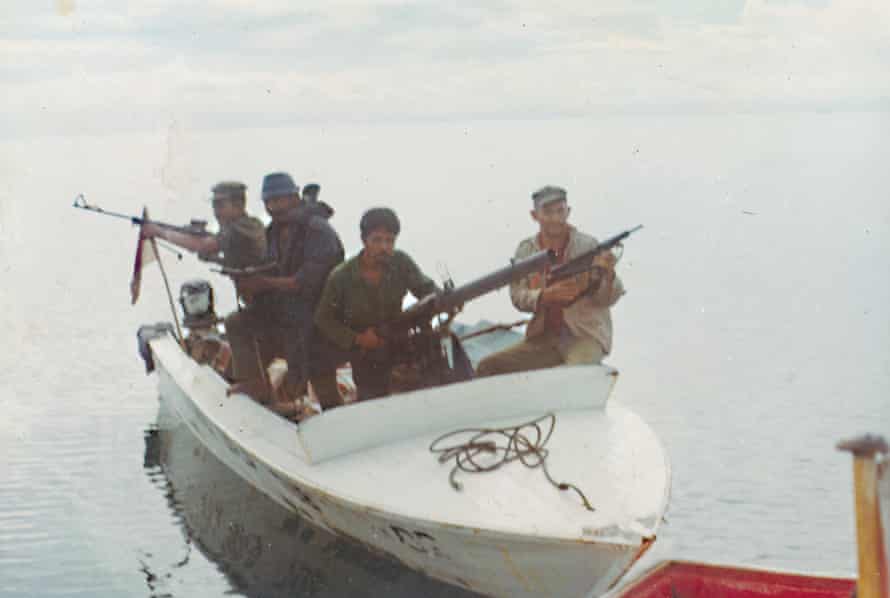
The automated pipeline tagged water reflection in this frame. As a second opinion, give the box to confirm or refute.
[143,397,478,598]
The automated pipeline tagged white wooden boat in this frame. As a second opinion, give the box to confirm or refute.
[146,331,671,597]
[145,396,479,596]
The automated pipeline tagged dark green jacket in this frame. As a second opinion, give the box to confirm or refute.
[314,250,438,351]
[201,214,267,270]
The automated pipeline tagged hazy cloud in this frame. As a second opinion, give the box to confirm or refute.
[2,0,888,137]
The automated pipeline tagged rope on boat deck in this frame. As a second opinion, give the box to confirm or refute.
[429,413,595,512]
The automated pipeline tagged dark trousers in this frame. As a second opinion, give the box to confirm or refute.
[224,305,311,392]
[305,329,352,410]
[309,345,392,406]
[350,352,393,401]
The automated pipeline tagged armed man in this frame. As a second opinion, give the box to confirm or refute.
[226,172,344,410]
[141,181,267,273]
[312,207,439,404]
[475,185,625,377]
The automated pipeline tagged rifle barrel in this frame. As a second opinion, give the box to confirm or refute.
[435,249,556,313]
[72,195,212,237]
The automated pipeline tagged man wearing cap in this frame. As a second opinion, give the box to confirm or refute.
[226,172,344,411]
[141,181,267,272]
[475,185,624,378]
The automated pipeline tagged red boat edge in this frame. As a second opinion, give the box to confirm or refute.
[612,434,888,598]
[611,560,855,598]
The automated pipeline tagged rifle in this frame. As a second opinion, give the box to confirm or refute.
[209,262,279,278]
[72,194,213,238]
[546,224,643,285]
[389,224,642,333]
[209,262,279,312]
[389,248,557,333]
[377,248,558,389]
[378,225,642,391]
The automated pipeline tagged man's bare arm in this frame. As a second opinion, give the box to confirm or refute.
[143,223,220,255]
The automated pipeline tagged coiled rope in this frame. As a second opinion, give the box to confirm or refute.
[429,413,595,511]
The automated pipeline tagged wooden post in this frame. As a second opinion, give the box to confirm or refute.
[150,238,186,350]
[837,434,889,598]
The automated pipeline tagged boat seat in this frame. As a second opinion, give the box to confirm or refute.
[297,364,617,464]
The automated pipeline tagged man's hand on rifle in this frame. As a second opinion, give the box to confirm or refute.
[355,328,385,352]
[591,251,617,286]
[540,279,582,307]
[593,251,617,271]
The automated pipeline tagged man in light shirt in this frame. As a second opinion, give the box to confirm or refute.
[475,185,624,377]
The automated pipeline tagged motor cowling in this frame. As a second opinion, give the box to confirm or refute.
[179,279,216,328]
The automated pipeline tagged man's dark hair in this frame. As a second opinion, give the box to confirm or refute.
[360,207,401,241]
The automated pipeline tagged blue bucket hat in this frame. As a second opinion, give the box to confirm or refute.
[261,172,300,202]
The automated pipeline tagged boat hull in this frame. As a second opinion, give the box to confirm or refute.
[152,335,666,597]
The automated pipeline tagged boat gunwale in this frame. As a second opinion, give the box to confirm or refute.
[150,333,670,547]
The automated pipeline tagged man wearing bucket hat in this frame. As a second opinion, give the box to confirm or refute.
[225,172,344,413]
[475,185,625,377]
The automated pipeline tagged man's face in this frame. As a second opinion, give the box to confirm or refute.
[212,197,242,225]
[264,194,298,222]
[363,228,397,264]
[531,199,571,236]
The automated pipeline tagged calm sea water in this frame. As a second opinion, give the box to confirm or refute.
[1,112,888,597]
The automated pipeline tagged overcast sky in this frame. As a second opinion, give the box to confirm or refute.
[3,0,889,138]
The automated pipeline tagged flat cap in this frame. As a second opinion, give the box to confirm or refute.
[531,185,567,209]
[211,181,247,203]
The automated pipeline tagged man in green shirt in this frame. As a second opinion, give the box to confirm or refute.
[143,180,268,324]
[142,181,267,274]
[312,207,438,403]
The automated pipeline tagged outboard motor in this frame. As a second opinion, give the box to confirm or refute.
[177,279,233,380]
[179,279,216,329]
